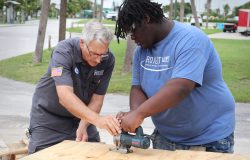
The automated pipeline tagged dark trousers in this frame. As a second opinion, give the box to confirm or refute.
[28,124,100,154]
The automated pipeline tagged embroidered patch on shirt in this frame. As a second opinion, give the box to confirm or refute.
[94,70,104,76]
[51,67,63,77]
[74,67,79,74]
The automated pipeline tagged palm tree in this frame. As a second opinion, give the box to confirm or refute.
[93,0,97,18]
[33,0,50,64]
[99,0,104,22]
[190,0,200,28]
[59,0,67,42]
[205,0,212,29]
[180,0,185,22]
[169,0,173,20]
[223,4,230,17]
[123,36,136,73]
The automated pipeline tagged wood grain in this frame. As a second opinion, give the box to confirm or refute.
[20,140,250,160]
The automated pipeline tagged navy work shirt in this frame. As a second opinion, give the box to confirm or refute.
[29,37,115,134]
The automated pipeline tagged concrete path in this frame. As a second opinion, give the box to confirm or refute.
[0,19,81,60]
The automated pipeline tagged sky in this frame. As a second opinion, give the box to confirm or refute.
[51,0,250,13]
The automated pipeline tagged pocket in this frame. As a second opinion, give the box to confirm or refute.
[204,134,234,153]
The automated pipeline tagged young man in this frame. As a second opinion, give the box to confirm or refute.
[115,0,235,153]
[28,22,121,153]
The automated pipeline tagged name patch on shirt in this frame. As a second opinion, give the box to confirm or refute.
[140,56,172,72]
[51,67,63,77]
[94,70,104,76]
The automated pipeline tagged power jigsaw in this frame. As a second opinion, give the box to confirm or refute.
[110,126,151,154]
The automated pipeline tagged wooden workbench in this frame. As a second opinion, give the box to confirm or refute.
[20,140,250,160]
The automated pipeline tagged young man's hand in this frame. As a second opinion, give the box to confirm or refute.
[116,111,129,122]
[120,110,144,133]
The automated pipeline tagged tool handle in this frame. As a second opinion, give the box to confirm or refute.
[135,126,144,136]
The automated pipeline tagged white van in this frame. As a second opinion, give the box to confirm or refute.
[190,15,203,26]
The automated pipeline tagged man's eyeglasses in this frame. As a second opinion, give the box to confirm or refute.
[85,43,109,60]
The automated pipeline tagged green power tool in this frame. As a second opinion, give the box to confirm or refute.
[110,126,151,154]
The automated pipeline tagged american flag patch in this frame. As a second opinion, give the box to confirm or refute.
[51,67,63,77]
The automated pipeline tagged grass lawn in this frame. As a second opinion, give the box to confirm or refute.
[211,39,250,102]
[76,19,116,25]
[66,27,82,33]
[67,26,221,36]
[0,39,249,102]
[67,26,115,33]
[202,29,222,35]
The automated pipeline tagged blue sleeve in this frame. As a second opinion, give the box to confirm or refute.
[132,48,140,86]
[171,39,208,86]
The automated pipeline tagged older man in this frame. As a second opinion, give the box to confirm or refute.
[28,21,121,153]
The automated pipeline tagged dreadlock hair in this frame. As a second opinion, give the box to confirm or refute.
[115,0,164,42]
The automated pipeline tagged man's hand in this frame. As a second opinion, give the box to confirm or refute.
[76,127,88,142]
[95,115,121,136]
[121,110,144,133]
[76,120,88,142]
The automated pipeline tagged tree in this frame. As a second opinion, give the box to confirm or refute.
[67,0,91,18]
[123,36,135,73]
[0,0,4,10]
[59,0,67,42]
[16,0,41,19]
[33,0,50,64]
[99,0,104,22]
[190,0,200,28]
[93,0,97,18]
[205,0,211,28]
[169,0,173,20]
[163,2,192,18]
[49,3,58,18]
[173,0,177,19]
[216,8,220,16]
[233,1,250,17]
[223,4,230,17]
[180,0,184,22]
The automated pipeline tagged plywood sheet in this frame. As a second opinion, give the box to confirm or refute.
[20,140,250,160]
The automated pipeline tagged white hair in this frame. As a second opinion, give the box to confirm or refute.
[82,21,114,45]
